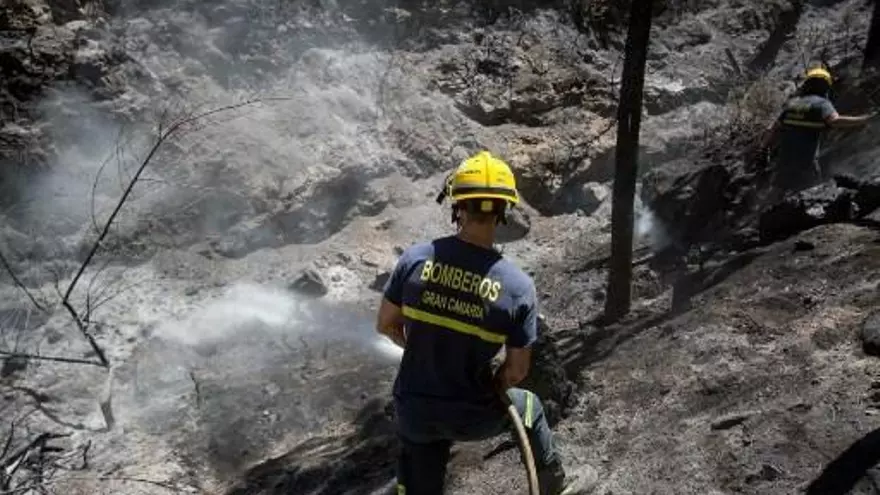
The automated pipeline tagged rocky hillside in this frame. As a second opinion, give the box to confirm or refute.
[2,0,880,494]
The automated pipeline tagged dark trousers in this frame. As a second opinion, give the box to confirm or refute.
[772,159,822,195]
[394,388,560,495]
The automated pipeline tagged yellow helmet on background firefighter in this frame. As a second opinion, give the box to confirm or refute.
[804,66,832,86]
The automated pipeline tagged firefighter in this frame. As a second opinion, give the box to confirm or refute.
[376,151,594,494]
[759,65,875,194]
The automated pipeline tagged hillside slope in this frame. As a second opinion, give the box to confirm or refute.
[2,0,880,494]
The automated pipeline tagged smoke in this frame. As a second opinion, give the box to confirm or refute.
[634,191,671,250]
[0,0,410,273]
[7,87,137,235]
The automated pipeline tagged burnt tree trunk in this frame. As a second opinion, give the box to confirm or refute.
[865,0,880,69]
[604,0,654,322]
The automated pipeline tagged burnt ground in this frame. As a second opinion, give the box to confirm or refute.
[222,225,880,495]
[550,223,880,494]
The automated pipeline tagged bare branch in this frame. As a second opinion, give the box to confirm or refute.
[0,248,47,314]
[0,423,14,461]
[89,278,144,316]
[0,350,104,368]
[1,432,69,483]
[60,97,291,368]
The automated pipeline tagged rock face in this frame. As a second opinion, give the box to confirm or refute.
[3,0,880,495]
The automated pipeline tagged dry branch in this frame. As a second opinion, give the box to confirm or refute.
[0,249,47,314]
[59,97,290,368]
[0,350,105,368]
[1,431,70,491]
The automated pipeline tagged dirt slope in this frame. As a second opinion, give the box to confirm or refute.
[547,223,880,494]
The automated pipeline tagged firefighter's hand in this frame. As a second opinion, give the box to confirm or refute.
[388,327,407,348]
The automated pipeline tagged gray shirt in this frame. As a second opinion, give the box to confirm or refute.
[775,94,837,167]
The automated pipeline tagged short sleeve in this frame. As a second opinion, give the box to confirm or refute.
[382,250,412,307]
[820,99,837,120]
[508,283,538,348]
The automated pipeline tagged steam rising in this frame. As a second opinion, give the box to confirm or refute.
[635,194,670,250]
[9,88,134,235]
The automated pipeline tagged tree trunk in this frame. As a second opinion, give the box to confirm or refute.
[865,0,880,69]
[604,0,654,322]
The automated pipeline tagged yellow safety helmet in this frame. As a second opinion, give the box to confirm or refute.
[444,151,520,206]
[805,66,833,86]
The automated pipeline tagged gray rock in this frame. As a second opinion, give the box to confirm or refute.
[496,206,531,243]
[369,271,390,292]
[289,268,328,298]
[759,183,859,244]
[710,410,755,430]
[861,312,880,357]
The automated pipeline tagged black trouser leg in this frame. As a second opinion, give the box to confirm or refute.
[396,435,452,495]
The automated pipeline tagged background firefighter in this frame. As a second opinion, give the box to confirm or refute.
[375,151,594,495]
[759,65,875,195]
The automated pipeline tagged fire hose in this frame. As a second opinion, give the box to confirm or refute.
[389,332,539,493]
[502,393,540,495]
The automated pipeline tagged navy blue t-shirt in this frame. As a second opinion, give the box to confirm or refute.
[383,235,538,421]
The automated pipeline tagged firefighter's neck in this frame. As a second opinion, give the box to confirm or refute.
[457,217,496,250]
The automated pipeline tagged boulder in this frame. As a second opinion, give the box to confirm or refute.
[642,160,736,249]
[758,183,859,243]
[289,268,329,298]
[834,173,880,218]
[860,312,880,357]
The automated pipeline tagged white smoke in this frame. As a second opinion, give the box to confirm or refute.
[635,193,671,250]
[10,87,144,236]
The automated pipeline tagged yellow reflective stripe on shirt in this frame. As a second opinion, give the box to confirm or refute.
[782,119,826,129]
[524,391,535,428]
[402,305,507,344]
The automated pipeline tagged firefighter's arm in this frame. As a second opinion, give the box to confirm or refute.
[826,111,875,128]
[823,98,875,128]
[376,250,411,348]
[495,347,532,391]
[759,118,781,150]
[376,298,406,348]
[495,284,539,391]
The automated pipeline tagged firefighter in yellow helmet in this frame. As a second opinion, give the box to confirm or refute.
[758,65,876,194]
[376,151,595,494]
